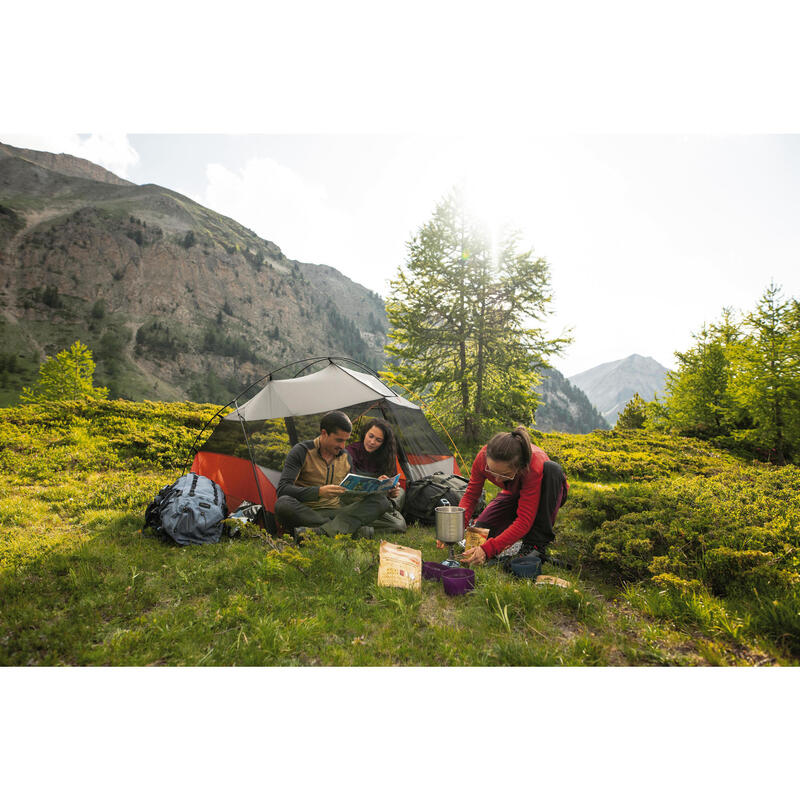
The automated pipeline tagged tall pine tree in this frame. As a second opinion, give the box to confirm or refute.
[383,189,569,442]
[731,282,800,463]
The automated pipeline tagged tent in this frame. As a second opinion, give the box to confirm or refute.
[190,356,462,514]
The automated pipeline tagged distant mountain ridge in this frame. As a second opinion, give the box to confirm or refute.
[0,141,387,405]
[534,367,610,433]
[569,354,669,425]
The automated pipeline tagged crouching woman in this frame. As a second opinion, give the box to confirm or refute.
[457,427,568,567]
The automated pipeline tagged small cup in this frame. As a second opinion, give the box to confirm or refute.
[422,561,449,581]
[442,567,476,596]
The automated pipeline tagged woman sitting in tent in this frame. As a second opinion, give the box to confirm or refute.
[457,426,568,573]
[346,418,407,533]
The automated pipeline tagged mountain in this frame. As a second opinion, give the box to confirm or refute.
[568,354,669,426]
[0,141,387,405]
[533,367,610,433]
[0,142,135,187]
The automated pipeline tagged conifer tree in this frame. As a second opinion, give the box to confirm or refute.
[665,308,745,436]
[20,341,109,403]
[616,393,648,430]
[731,283,800,463]
[383,189,569,442]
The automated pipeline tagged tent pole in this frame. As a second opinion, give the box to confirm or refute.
[284,416,299,446]
[234,399,273,540]
[180,406,226,476]
[381,403,413,481]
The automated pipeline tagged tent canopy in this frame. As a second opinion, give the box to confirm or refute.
[191,358,460,514]
[227,363,417,422]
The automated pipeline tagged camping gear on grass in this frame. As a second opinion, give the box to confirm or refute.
[404,471,484,526]
[377,540,422,591]
[435,505,464,568]
[535,575,571,588]
[144,473,228,546]
[226,501,278,536]
[187,357,462,524]
[503,552,543,579]
[441,567,475,596]
[422,561,449,581]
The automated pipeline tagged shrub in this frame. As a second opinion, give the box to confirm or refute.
[20,341,108,403]
[616,393,648,430]
[91,299,106,320]
[135,321,183,359]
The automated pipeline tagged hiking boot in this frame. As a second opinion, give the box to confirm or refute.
[354,525,375,539]
[292,527,309,544]
[293,526,326,544]
[521,543,547,562]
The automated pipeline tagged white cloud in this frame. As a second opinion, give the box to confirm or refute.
[197,156,358,279]
[0,133,139,179]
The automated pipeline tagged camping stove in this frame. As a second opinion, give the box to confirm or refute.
[435,504,464,568]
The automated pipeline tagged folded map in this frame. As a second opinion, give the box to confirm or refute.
[339,473,400,493]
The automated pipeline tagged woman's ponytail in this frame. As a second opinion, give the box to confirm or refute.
[510,426,532,469]
[486,426,532,471]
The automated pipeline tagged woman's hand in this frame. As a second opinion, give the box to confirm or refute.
[379,475,400,498]
[458,546,487,566]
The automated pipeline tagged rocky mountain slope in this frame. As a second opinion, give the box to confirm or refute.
[0,142,134,187]
[568,354,669,425]
[0,141,387,404]
[533,367,610,433]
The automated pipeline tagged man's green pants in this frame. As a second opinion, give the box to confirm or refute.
[274,492,392,535]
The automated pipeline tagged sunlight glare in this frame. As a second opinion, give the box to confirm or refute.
[459,141,528,267]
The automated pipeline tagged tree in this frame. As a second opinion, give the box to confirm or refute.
[660,284,800,463]
[383,189,569,442]
[616,393,648,430]
[664,308,746,436]
[20,341,109,403]
[730,283,800,463]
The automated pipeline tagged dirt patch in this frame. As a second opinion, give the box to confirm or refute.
[418,591,461,629]
[527,609,582,644]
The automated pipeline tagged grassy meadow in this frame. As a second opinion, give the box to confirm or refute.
[1,399,799,666]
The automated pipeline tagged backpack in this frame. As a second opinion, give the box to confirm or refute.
[403,471,485,526]
[144,472,228,546]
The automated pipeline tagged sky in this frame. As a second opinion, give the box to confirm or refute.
[3,131,799,378]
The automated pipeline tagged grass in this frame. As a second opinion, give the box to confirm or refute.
[1,400,797,666]
[0,521,723,666]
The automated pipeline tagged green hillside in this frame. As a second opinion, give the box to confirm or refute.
[2,400,798,666]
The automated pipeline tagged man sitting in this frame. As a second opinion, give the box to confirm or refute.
[274,410,392,540]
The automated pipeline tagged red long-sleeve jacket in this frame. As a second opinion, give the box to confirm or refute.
[459,445,551,559]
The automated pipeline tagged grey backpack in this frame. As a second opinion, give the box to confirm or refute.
[144,473,228,546]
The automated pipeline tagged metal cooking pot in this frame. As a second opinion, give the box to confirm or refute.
[435,505,464,543]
